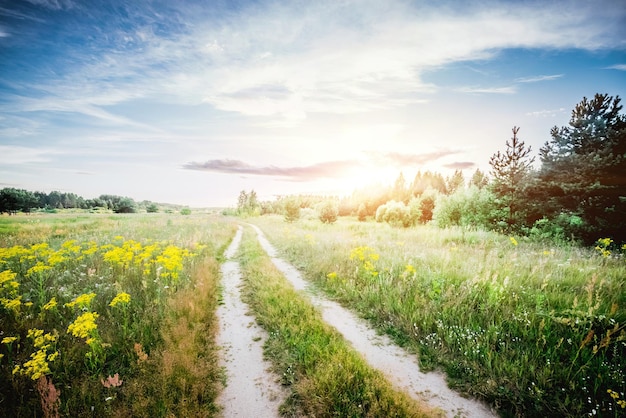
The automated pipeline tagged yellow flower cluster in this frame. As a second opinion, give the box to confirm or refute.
[67,312,99,341]
[595,238,613,258]
[350,246,380,277]
[608,389,626,409]
[0,270,21,313]
[13,328,58,380]
[109,292,131,307]
[65,292,96,309]
[155,245,191,282]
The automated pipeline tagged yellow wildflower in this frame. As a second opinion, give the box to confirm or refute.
[2,336,18,344]
[509,236,518,246]
[65,292,96,309]
[109,292,131,307]
[67,312,99,340]
[327,272,338,280]
[43,297,57,310]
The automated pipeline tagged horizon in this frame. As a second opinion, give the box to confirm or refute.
[1,0,625,207]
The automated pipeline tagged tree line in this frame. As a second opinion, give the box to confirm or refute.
[0,190,154,214]
[238,94,626,246]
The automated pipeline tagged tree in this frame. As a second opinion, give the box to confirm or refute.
[446,170,465,194]
[392,172,410,203]
[318,200,338,224]
[537,94,626,243]
[0,188,39,214]
[489,126,535,230]
[469,168,489,189]
[283,198,300,223]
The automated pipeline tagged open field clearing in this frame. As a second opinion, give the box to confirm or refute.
[249,215,626,417]
[0,212,236,417]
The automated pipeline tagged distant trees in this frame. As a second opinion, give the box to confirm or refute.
[235,93,625,246]
[237,190,260,216]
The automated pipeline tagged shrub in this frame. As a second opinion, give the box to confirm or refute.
[318,201,339,224]
[284,199,300,223]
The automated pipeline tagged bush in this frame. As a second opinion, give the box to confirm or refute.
[318,201,339,224]
[180,208,192,215]
[434,187,497,229]
[284,199,300,223]
[357,203,367,221]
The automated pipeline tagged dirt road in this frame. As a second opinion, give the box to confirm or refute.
[216,226,285,417]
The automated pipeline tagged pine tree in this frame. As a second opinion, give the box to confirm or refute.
[489,126,535,229]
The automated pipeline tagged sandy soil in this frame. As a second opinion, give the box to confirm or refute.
[216,226,286,417]
[250,224,497,418]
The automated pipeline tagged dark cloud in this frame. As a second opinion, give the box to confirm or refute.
[443,161,475,170]
[376,150,460,166]
[183,158,361,181]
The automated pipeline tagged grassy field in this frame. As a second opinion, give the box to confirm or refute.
[2,212,625,417]
[0,212,237,417]
[250,215,626,417]
[236,226,438,417]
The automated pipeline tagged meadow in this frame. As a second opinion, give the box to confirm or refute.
[250,215,626,417]
[2,211,625,417]
[0,212,237,417]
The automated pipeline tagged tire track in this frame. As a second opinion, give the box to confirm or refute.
[216,226,286,417]
[250,223,496,418]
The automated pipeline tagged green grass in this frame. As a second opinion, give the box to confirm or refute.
[237,226,438,417]
[0,212,237,417]
[250,215,626,417]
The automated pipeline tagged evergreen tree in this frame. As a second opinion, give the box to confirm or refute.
[489,126,535,230]
[446,170,465,194]
[537,93,626,243]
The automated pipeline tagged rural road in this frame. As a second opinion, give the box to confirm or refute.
[216,226,285,417]
[250,224,497,418]
[216,224,496,417]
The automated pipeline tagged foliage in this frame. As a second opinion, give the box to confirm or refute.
[317,200,339,224]
[433,186,497,229]
[237,189,260,216]
[283,198,301,223]
[489,126,535,230]
[537,93,626,244]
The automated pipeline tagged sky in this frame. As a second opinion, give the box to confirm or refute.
[1,0,625,207]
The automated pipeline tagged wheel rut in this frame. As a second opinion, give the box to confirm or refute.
[249,224,497,418]
[216,226,285,417]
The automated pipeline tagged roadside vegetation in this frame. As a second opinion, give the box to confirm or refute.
[0,212,236,417]
[250,215,625,417]
[236,226,438,417]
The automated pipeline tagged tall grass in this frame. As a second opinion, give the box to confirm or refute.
[237,226,438,417]
[0,212,236,417]
[251,215,626,417]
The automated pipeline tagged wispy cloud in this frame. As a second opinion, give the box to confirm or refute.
[182,159,362,181]
[0,145,55,164]
[456,86,517,94]
[515,74,563,83]
[443,161,475,170]
[23,0,75,10]
[377,151,460,166]
[605,64,626,71]
[5,0,624,124]
[526,108,566,118]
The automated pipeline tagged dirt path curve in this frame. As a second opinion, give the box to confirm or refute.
[216,226,286,417]
[250,224,497,418]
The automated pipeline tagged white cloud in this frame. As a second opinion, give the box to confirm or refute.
[0,145,54,164]
[515,74,563,83]
[605,64,626,71]
[456,86,517,94]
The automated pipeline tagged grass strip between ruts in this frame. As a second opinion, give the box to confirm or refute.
[237,226,439,418]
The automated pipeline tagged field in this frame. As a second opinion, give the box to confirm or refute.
[0,212,236,417]
[249,215,626,417]
[1,212,625,417]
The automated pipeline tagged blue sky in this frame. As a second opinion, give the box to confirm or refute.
[1,0,625,207]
